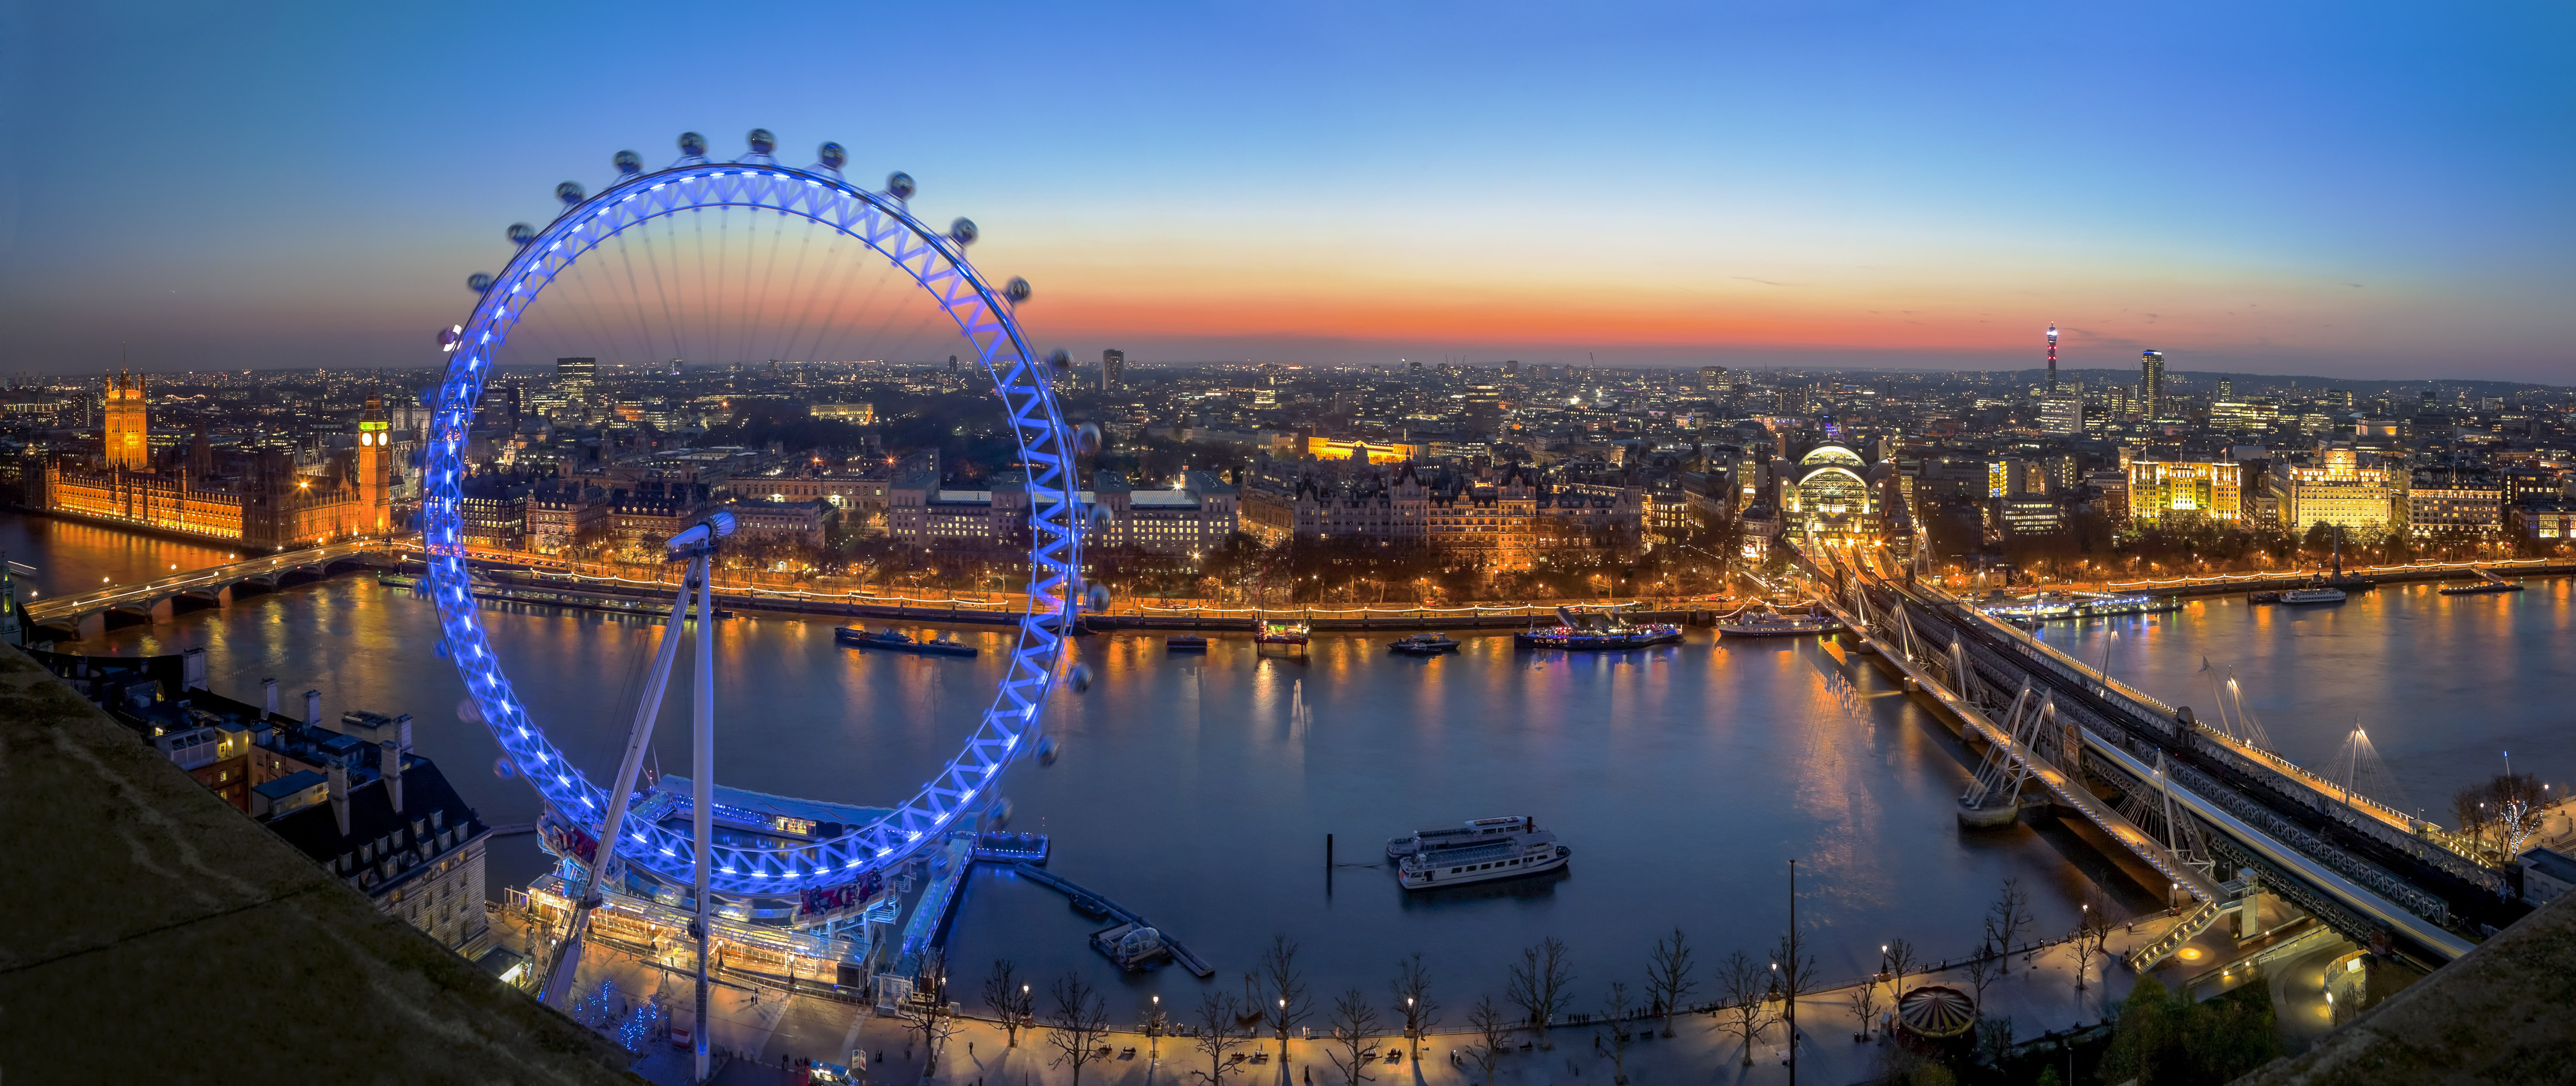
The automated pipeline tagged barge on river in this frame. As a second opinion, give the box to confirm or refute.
[834,626,977,656]
[1516,605,1682,650]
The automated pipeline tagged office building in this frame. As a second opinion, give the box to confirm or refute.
[2140,350,2166,419]
[1101,349,1125,391]
[555,357,596,390]
[2040,393,2083,435]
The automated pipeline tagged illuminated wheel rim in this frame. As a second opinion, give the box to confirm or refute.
[421,157,1081,896]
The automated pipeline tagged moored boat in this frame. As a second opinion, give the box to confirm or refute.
[834,626,978,656]
[1717,613,1841,637]
[1385,815,1533,859]
[1396,829,1570,890]
[1389,632,1461,655]
[1252,615,1311,652]
[2440,569,2523,596]
[1516,605,1683,650]
[1165,635,1210,652]
[2278,586,2346,605]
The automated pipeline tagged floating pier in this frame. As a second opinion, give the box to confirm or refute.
[1008,863,1214,978]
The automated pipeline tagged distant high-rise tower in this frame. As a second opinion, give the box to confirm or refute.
[104,369,148,470]
[2140,350,2166,418]
[2045,324,2059,393]
[1101,349,1125,391]
[355,394,392,535]
[556,357,596,390]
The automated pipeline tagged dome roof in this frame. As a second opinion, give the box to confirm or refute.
[1800,445,1866,468]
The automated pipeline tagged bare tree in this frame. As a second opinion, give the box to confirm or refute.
[1464,995,1512,1086]
[1259,934,1311,1057]
[1600,981,1637,1084]
[1324,988,1382,1086]
[1712,950,1774,1067]
[1962,942,2001,1008]
[1189,992,1249,1086]
[1044,971,1112,1086]
[897,949,962,1081]
[1845,982,1879,1041]
[1505,936,1575,1047]
[982,958,1033,1047]
[1881,938,1918,1009]
[1984,877,2034,974]
[1643,927,1697,1036]
[1768,930,1818,1059]
[1391,953,1439,1064]
[2068,895,2114,992]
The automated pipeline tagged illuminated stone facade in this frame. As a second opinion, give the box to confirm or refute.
[1782,445,1880,549]
[2126,460,2244,525]
[42,380,388,549]
[2271,445,2398,534]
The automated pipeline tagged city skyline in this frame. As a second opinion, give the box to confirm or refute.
[3,2,2571,381]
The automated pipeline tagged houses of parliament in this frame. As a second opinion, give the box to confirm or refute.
[39,370,393,549]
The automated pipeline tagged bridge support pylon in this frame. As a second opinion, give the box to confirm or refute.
[75,612,105,642]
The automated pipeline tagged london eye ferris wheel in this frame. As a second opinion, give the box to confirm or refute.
[418,130,1093,926]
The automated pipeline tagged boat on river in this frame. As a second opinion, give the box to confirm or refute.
[1165,635,1210,652]
[2278,586,2347,605]
[1385,815,1533,859]
[1717,612,1841,637]
[834,626,977,656]
[1388,632,1460,656]
[1253,615,1311,653]
[1516,605,1682,650]
[1396,828,1570,890]
[2440,569,2524,596]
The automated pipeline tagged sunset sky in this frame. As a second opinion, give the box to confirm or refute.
[2,1,2570,380]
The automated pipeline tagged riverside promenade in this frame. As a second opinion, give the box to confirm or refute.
[506,910,2252,1086]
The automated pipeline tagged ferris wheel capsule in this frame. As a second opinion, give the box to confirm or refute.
[747,128,776,155]
[1066,664,1093,693]
[819,142,847,170]
[506,222,537,246]
[949,218,978,246]
[886,172,916,200]
[555,181,585,206]
[1087,502,1112,530]
[467,273,495,293]
[1076,421,1102,455]
[614,149,643,176]
[1005,277,1032,303]
[493,756,517,780]
[1086,581,1112,613]
[1036,735,1061,766]
[986,798,1013,828]
[679,131,708,157]
[1047,348,1073,372]
[437,326,462,350]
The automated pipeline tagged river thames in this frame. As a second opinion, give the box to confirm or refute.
[8,514,2568,1010]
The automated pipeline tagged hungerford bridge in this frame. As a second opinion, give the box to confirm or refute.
[1792,546,2514,973]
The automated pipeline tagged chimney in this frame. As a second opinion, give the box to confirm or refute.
[380,740,404,815]
[327,763,351,838]
[394,714,414,753]
[303,690,320,729]
[263,678,278,715]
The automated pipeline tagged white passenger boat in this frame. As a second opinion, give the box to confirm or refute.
[1385,816,1532,859]
[1396,829,1570,890]
[2278,586,2347,605]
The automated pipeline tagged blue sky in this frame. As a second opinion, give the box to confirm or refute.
[1,0,2569,379]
